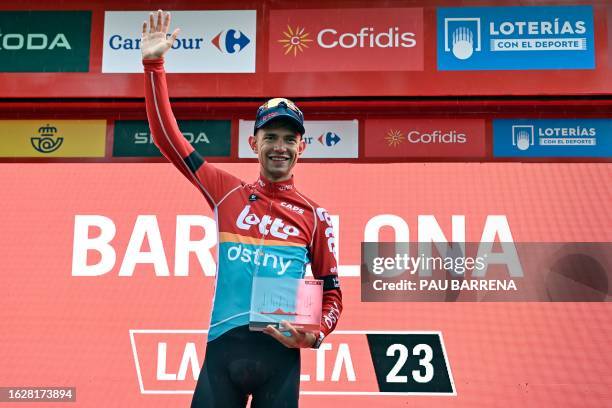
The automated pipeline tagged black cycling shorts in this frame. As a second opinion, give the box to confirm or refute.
[191,325,300,408]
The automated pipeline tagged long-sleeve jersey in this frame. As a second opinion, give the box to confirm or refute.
[143,58,342,344]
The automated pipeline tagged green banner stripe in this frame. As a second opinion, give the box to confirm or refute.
[113,120,231,157]
[0,11,91,72]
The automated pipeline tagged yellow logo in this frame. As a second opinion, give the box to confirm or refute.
[0,120,106,157]
[385,129,405,147]
[278,25,313,56]
[31,124,64,154]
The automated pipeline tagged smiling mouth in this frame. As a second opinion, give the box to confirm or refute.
[269,155,290,162]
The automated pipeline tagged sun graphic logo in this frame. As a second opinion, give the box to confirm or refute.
[278,25,313,56]
[385,129,405,147]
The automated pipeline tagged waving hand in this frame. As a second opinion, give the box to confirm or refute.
[141,9,180,60]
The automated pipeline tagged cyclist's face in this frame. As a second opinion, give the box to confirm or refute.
[250,127,305,182]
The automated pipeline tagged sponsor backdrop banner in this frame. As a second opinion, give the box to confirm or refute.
[0,120,106,157]
[103,11,256,73]
[113,120,231,157]
[269,8,423,72]
[0,11,91,72]
[493,118,612,158]
[609,5,612,69]
[437,6,595,71]
[238,120,359,158]
[1,163,611,406]
[365,119,485,158]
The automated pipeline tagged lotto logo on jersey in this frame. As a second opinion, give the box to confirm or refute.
[236,205,299,240]
[211,29,251,54]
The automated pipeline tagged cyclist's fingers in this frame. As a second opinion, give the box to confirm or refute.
[162,11,170,34]
[169,28,180,45]
[156,9,162,32]
[264,325,292,348]
[148,12,155,33]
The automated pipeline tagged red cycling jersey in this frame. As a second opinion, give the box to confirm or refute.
[143,58,342,345]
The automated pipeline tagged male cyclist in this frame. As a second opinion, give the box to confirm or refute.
[141,10,342,408]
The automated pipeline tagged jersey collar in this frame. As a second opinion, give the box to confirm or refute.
[255,173,295,194]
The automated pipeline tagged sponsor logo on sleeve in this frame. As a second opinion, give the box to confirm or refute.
[437,6,595,70]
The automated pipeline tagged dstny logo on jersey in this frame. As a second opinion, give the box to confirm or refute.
[236,205,300,240]
[103,10,256,73]
[269,8,423,72]
[437,6,595,71]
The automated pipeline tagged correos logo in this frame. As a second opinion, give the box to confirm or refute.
[236,205,299,240]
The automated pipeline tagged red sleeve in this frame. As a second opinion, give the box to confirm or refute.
[311,206,342,343]
[143,58,241,209]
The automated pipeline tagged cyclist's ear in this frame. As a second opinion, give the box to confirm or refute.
[248,135,258,153]
[297,134,306,156]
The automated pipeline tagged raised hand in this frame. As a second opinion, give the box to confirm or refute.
[141,9,180,60]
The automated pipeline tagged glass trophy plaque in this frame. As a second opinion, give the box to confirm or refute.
[249,277,323,332]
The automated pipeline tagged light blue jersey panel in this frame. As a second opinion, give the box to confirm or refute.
[208,241,309,342]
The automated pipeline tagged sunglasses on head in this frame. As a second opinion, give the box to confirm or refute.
[257,98,303,120]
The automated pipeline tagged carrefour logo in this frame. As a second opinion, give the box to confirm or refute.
[437,6,594,70]
[211,29,251,54]
[318,132,341,147]
[102,10,256,73]
[302,132,342,147]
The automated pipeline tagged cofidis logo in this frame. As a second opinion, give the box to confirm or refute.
[269,8,423,72]
[365,119,486,158]
[493,119,612,158]
[437,6,594,71]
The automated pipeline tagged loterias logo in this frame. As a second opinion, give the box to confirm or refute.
[494,119,612,158]
[270,8,423,72]
[437,6,595,70]
[365,119,485,158]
